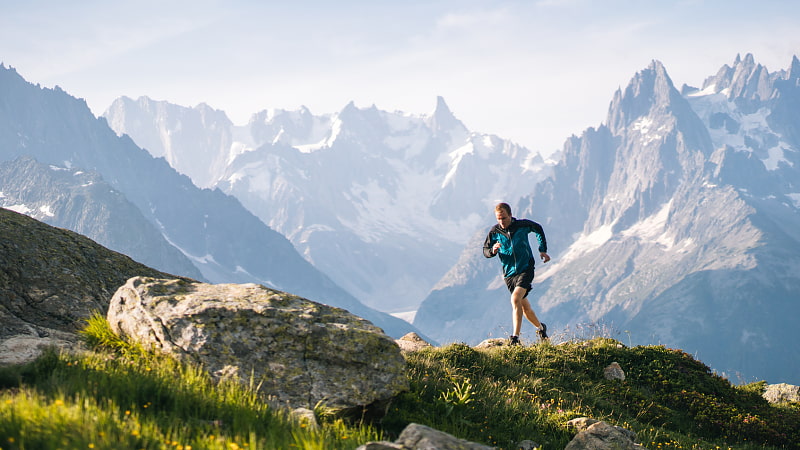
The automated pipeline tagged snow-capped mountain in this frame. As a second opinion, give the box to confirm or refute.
[416,54,800,385]
[0,155,203,279]
[103,97,236,189]
[0,64,419,339]
[104,96,553,313]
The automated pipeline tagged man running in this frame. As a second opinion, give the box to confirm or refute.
[483,202,550,345]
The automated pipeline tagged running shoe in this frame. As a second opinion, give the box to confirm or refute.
[537,323,548,340]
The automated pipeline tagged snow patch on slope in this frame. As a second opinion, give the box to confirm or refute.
[688,91,793,171]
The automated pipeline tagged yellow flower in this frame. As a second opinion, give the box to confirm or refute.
[54,399,65,406]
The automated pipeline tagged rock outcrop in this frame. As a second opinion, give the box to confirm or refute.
[395,332,433,353]
[566,418,642,449]
[0,208,173,365]
[357,423,496,450]
[763,383,800,404]
[107,277,409,415]
[603,362,626,381]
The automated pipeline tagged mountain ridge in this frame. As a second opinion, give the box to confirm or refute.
[0,63,419,339]
[104,93,553,312]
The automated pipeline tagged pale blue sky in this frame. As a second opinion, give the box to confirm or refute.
[2,0,798,156]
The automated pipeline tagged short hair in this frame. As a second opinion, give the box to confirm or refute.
[494,202,511,215]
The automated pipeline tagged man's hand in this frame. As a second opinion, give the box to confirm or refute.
[540,252,551,263]
[492,242,501,254]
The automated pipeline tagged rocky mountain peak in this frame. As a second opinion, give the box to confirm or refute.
[788,55,800,81]
[597,60,711,232]
[248,105,330,150]
[607,60,680,133]
[426,96,467,138]
[699,52,775,104]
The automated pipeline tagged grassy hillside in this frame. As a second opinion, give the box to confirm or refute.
[389,340,800,449]
[0,316,798,449]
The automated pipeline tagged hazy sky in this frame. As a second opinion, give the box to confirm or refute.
[2,0,798,156]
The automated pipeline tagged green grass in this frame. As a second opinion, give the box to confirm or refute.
[1,316,799,449]
[384,339,800,449]
[0,313,382,450]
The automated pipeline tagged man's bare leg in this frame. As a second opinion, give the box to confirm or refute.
[510,286,542,337]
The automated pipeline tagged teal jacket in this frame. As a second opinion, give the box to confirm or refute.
[483,218,547,278]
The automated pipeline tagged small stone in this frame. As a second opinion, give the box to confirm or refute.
[604,362,626,381]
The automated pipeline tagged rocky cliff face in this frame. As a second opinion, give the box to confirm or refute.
[416,54,800,384]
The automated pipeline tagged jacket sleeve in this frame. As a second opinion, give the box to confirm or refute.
[483,231,497,258]
[526,220,548,253]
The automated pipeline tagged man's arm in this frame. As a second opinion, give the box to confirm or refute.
[482,232,497,258]
[529,221,551,263]
[529,221,548,254]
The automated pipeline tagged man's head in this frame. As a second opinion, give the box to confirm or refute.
[495,202,512,229]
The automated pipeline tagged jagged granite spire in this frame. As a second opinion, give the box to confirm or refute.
[788,54,800,81]
[699,53,775,103]
[427,96,468,138]
[606,60,683,132]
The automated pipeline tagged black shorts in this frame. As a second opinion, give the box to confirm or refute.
[505,269,535,297]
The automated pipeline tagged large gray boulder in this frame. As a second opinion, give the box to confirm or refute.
[107,277,409,414]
